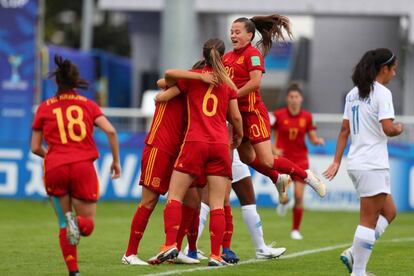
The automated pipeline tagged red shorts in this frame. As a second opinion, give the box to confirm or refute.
[242,102,271,144]
[190,174,207,189]
[139,145,175,195]
[44,160,99,202]
[174,141,232,179]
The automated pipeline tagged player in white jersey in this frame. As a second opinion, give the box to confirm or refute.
[324,48,403,276]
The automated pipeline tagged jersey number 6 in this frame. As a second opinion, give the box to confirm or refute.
[202,84,218,117]
[53,105,87,144]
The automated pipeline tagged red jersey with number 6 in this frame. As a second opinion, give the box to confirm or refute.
[272,108,316,163]
[176,66,238,144]
[32,91,103,172]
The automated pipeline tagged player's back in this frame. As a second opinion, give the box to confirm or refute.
[32,91,102,171]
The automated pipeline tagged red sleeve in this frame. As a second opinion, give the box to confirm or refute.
[32,105,44,130]
[176,79,189,94]
[88,100,104,120]
[306,112,317,131]
[245,48,265,73]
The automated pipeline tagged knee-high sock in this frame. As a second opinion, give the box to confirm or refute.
[59,228,78,273]
[176,205,197,251]
[164,199,182,246]
[196,202,210,243]
[249,157,280,183]
[241,204,266,250]
[273,157,307,180]
[375,215,389,240]
[77,216,94,237]
[222,205,234,249]
[352,225,375,275]
[292,207,304,231]
[125,205,153,256]
[209,208,225,257]
[187,208,200,251]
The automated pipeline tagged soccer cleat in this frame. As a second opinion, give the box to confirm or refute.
[69,271,80,276]
[121,254,148,265]
[184,245,208,260]
[350,273,375,276]
[221,248,240,264]
[275,174,291,204]
[256,243,287,259]
[148,245,179,265]
[290,230,303,240]
[340,247,353,273]
[208,255,230,266]
[305,170,327,197]
[169,251,200,264]
[65,212,80,246]
[276,203,288,217]
[187,250,198,260]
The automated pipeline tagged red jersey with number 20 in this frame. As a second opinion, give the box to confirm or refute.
[176,67,238,144]
[32,91,103,172]
[223,43,265,112]
[272,108,316,162]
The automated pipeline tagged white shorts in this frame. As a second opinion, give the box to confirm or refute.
[347,169,391,197]
[232,150,251,183]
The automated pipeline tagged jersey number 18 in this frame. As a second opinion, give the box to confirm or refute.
[52,105,87,144]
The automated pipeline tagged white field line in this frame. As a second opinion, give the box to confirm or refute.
[143,237,414,276]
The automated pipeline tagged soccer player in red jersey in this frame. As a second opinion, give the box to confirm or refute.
[271,83,325,240]
[148,38,243,267]
[223,15,326,206]
[31,55,121,276]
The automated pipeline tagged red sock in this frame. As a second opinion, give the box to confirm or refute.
[176,205,197,251]
[164,199,182,246]
[249,157,280,183]
[187,208,200,251]
[209,208,225,257]
[125,205,154,256]
[273,157,307,180]
[77,216,94,237]
[292,207,304,230]
[222,205,233,249]
[59,228,78,273]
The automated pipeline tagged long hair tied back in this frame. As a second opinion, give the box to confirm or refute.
[49,55,89,91]
[352,48,396,99]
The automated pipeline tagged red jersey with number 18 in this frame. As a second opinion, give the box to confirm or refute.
[176,67,237,144]
[32,91,103,172]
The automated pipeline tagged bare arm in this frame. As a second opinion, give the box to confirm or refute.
[31,130,47,158]
[155,86,181,102]
[228,99,243,149]
[237,70,262,98]
[308,130,325,145]
[323,119,350,180]
[381,119,403,137]
[157,78,167,90]
[95,116,121,179]
[164,69,217,88]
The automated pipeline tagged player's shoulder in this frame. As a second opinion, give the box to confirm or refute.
[300,109,312,117]
[373,81,392,97]
[274,107,288,116]
[245,45,262,56]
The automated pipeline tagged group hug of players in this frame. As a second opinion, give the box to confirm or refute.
[34,13,402,276]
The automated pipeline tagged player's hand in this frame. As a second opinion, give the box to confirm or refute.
[323,162,339,181]
[317,137,325,145]
[111,162,121,179]
[274,147,283,156]
[200,72,218,86]
[394,122,403,135]
[153,92,162,103]
[231,135,242,149]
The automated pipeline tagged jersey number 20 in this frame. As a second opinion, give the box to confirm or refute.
[53,105,87,144]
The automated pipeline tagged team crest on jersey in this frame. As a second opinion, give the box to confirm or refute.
[299,118,306,128]
[236,56,244,64]
[151,177,161,188]
[283,119,289,125]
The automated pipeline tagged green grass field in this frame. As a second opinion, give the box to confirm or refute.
[0,199,413,275]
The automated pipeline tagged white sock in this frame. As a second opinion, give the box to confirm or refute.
[241,204,266,251]
[375,215,389,240]
[352,225,375,275]
[196,202,210,242]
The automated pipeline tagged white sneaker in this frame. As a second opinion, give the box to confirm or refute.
[208,255,230,266]
[276,203,288,217]
[169,251,200,264]
[256,243,287,259]
[65,212,80,245]
[350,273,375,276]
[122,254,148,265]
[305,170,327,197]
[291,230,303,240]
[275,174,291,204]
[340,247,353,273]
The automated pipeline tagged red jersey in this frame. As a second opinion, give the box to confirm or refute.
[176,67,237,144]
[223,43,265,112]
[272,108,316,162]
[145,93,187,156]
[32,91,103,172]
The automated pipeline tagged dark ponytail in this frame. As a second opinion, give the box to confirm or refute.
[352,48,396,99]
[48,55,89,93]
[234,14,292,56]
[287,82,302,95]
